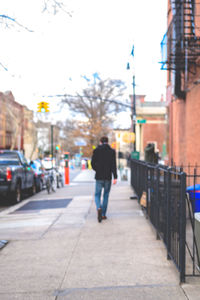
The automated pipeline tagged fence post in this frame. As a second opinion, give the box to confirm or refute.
[179,172,186,283]
[146,166,150,218]
[156,167,160,240]
[166,169,171,260]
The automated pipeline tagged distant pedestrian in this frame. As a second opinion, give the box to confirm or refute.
[91,136,117,222]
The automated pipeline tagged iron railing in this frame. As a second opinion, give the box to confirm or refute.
[130,159,186,282]
[131,159,200,283]
[174,164,200,277]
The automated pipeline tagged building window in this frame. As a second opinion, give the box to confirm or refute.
[6,133,12,148]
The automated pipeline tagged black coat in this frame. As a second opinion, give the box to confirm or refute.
[91,143,117,180]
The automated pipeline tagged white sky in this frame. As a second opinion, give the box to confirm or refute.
[0,0,167,122]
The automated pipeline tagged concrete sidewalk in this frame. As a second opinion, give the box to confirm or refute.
[0,169,199,299]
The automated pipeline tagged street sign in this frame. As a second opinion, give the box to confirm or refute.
[75,139,87,146]
[137,119,146,124]
[131,151,140,160]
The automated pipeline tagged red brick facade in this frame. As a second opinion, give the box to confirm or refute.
[142,117,167,154]
[0,91,24,150]
[167,1,200,165]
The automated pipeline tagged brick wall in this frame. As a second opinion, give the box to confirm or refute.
[169,84,200,166]
[185,85,200,165]
[170,100,186,165]
[166,0,200,166]
[143,117,166,153]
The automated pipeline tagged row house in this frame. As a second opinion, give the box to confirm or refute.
[0,91,24,150]
[0,91,37,159]
[23,107,38,159]
[161,0,200,165]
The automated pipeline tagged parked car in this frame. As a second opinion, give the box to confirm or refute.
[30,159,45,192]
[0,150,36,203]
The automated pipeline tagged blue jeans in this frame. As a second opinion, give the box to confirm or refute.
[95,180,111,216]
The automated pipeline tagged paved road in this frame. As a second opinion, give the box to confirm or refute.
[0,168,81,213]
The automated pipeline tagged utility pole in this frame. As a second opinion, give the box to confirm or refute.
[132,75,136,152]
[127,44,136,152]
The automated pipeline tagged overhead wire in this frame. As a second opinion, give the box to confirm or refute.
[42,93,132,109]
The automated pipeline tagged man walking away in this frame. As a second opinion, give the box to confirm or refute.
[91,136,117,222]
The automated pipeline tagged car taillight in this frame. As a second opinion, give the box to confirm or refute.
[6,167,12,181]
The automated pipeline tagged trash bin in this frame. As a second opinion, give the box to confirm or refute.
[144,143,158,163]
[186,184,200,213]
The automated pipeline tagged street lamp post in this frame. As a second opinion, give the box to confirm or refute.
[132,75,136,152]
[127,45,136,152]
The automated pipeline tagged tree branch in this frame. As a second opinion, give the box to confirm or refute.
[42,0,72,16]
[0,14,34,32]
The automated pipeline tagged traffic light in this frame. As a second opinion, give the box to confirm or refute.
[37,102,50,113]
[55,145,60,151]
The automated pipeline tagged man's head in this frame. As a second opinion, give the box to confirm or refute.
[100,136,108,144]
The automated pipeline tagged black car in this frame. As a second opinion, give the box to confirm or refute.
[0,150,36,203]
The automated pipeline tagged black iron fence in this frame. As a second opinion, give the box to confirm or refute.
[130,159,188,283]
[175,164,200,279]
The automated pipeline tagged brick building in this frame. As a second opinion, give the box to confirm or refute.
[161,0,200,165]
[0,91,38,159]
[0,91,24,150]
[133,95,167,160]
[23,106,38,159]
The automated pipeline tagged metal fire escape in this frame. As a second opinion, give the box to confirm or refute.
[161,0,200,99]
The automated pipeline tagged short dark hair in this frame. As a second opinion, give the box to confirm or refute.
[100,136,108,144]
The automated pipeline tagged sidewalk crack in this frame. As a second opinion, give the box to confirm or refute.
[55,198,93,298]
[39,213,62,239]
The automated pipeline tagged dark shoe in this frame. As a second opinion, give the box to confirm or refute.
[97,208,102,222]
[102,216,107,220]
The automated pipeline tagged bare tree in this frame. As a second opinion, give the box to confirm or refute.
[42,0,72,16]
[0,1,71,33]
[0,14,33,32]
[0,1,72,72]
[61,78,126,155]
[56,119,78,155]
